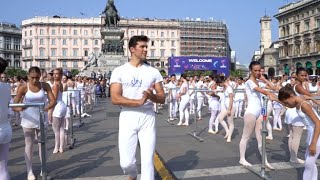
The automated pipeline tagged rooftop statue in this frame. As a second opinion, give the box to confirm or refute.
[101,0,120,27]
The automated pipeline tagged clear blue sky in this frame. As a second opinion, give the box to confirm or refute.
[0,0,291,65]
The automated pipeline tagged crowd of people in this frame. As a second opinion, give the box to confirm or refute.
[1,35,320,180]
[0,57,109,180]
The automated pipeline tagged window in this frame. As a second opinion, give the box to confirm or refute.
[73,49,78,57]
[94,30,99,36]
[171,49,176,56]
[160,49,165,57]
[171,40,175,47]
[30,30,32,36]
[151,41,155,46]
[40,29,44,35]
[73,39,78,45]
[63,29,67,35]
[84,30,88,36]
[84,39,88,45]
[131,31,135,36]
[51,61,57,68]
[160,41,164,47]
[62,39,67,45]
[171,32,175,37]
[304,21,310,31]
[39,48,45,57]
[295,24,300,34]
[40,39,44,45]
[84,50,88,56]
[141,31,145,35]
[40,61,46,69]
[73,61,78,68]
[161,32,164,37]
[150,50,155,57]
[51,39,56,45]
[52,29,56,35]
[161,62,164,68]
[51,49,56,56]
[24,61,27,69]
[264,22,268,28]
[151,31,155,37]
[95,40,99,45]
[62,48,67,57]
[30,50,32,56]
[24,50,28,57]
[317,19,320,28]
[73,30,78,35]
[24,31,27,36]
[62,61,67,68]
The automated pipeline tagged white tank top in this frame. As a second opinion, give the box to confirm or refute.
[21,83,47,129]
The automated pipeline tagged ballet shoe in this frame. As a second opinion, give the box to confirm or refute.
[226,136,231,143]
[266,136,273,140]
[59,147,64,153]
[208,129,217,134]
[53,148,59,154]
[27,173,36,180]
[266,162,275,170]
[239,159,252,167]
[182,123,189,126]
[290,158,304,164]
[177,122,182,126]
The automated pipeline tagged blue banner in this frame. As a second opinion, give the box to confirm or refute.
[168,56,230,76]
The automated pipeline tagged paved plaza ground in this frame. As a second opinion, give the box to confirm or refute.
[8,98,319,179]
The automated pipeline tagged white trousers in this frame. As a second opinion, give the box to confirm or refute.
[119,110,156,180]
[169,99,178,118]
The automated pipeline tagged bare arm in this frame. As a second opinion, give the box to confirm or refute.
[146,82,165,104]
[43,83,57,111]
[301,102,320,156]
[12,84,27,111]
[110,83,147,107]
[296,84,313,96]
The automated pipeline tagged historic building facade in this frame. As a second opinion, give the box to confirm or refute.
[0,23,22,68]
[275,0,320,75]
[21,16,102,71]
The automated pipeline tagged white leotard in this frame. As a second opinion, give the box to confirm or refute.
[244,80,262,118]
[285,85,305,126]
[296,101,320,146]
[223,85,234,109]
[53,83,67,118]
[21,83,48,129]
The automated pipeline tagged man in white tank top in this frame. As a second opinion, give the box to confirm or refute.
[110,36,165,180]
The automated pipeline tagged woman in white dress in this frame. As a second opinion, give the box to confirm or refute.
[13,67,56,180]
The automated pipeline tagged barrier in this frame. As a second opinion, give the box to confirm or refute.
[245,96,272,180]
[9,102,51,180]
[66,92,76,149]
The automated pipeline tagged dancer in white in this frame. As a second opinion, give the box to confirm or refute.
[52,68,67,153]
[207,76,220,134]
[278,84,320,180]
[0,58,12,180]
[110,35,165,180]
[13,66,56,180]
[286,67,313,163]
[239,61,275,169]
[215,76,235,142]
[168,74,178,121]
[176,74,190,126]
[188,77,196,114]
[234,78,245,118]
[196,76,205,120]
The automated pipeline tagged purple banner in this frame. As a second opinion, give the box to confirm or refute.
[168,56,230,76]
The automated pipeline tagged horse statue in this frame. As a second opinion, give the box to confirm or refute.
[101,0,120,27]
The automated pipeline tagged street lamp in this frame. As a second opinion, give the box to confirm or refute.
[214,45,226,57]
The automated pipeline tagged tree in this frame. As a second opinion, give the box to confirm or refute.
[71,69,79,77]
[5,68,27,77]
[230,70,242,78]
[159,70,167,77]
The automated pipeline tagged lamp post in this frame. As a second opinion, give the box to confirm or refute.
[215,45,226,57]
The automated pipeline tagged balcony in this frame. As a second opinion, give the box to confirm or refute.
[34,56,49,60]
[58,56,83,61]
[22,44,33,49]
[22,56,33,61]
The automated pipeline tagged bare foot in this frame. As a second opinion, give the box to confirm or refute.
[239,159,252,167]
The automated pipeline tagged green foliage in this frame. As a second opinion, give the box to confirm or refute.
[5,68,27,77]
[230,70,242,77]
[71,69,79,77]
[184,70,213,77]
[159,70,167,77]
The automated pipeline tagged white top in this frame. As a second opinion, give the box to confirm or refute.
[196,81,205,98]
[234,84,245,101]
[309,84,318,94]
[0,82,11,126]
[21,83,48,129]
[167,81,177,99]
[110,63,163,111]
[53,84,67,118]
[245,80,262,109]
[180,82,189,97]
[296,101,320,145]
[223,85,234,109]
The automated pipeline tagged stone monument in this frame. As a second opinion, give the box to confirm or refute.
[79,0,127,77]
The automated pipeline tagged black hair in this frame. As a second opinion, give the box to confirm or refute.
[128,35,149,49]
[0,57,8,74]
[278,84,295,102]
[216,76,226,84]
[239,77,244,81]
[262,74,268,80]
[181,73,188,80]
[170,74,176,78]
[208,75,214,80]
[28,66,41,74]
[296,67,307,75]
[249,61,260,71]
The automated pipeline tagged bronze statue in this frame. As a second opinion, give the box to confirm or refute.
[101,0,120,27]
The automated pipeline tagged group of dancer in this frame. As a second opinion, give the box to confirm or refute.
[159,60,320,180]
[0,57,102,180]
